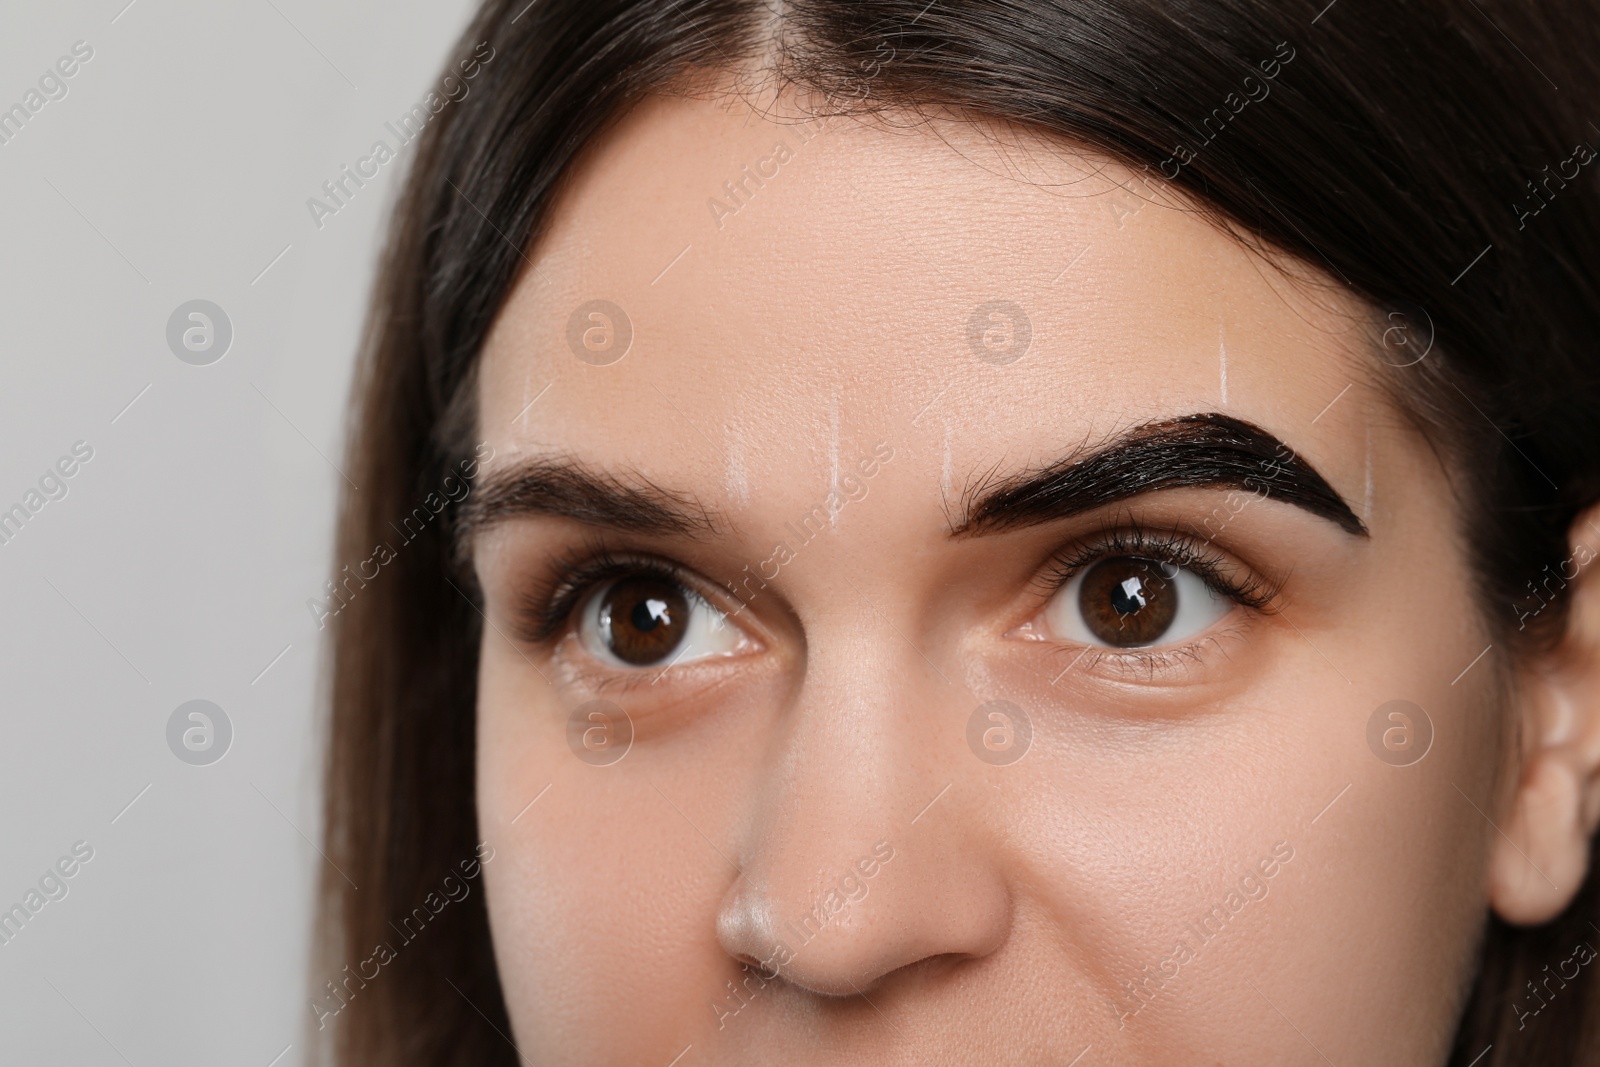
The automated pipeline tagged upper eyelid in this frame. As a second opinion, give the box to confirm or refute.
[578,551,741,615]
[529,548,749,645]
[537,554,676,634]
[1034,524,1281,611]
[1045,532,1223,578]
[548,550,685,605]
[1038,528,1223,589]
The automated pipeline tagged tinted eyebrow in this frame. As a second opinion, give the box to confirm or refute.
[457,456,721,543]
[951,412,1368,538]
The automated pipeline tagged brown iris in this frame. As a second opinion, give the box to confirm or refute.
[1077,557,1179,647]
[597,575,690,665]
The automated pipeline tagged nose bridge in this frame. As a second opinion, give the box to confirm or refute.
[716,606,1011,995]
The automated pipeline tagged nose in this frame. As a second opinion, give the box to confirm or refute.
[714,622,1012,997]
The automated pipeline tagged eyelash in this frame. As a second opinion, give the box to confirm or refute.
[1034,518,1284,614]
[512,542,700,646]
[510,521,1284,675]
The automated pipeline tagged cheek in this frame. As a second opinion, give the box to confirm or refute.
[1263,624,1497,1055]
[478,652,649,1056]
[986,604,1493,1060]
[480,817,709,1060]
[987,712,1303,1057]
[475,643,771,1058]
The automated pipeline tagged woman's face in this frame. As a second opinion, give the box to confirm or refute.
[468,91,1505,1065]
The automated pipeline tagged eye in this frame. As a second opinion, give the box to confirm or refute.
[1043,555,1231,649]
[576,572,746,668]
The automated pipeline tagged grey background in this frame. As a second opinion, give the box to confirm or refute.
[0,1,478,1062]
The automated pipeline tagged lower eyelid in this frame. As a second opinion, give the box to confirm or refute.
[1071,625,1249,680]
[549,638,751,702]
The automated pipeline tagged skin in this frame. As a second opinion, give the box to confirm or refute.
[466,86,1600,1065]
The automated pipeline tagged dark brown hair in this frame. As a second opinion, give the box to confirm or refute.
[316,1,1600,1062]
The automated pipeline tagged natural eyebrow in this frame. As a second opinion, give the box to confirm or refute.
[456,455,721,545]
[950,412,1369,538]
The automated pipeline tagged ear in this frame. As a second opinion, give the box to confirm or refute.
[1490,504,1600,925]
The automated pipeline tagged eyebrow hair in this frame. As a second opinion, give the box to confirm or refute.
[456,456,721,544]
[950,412,1369,538]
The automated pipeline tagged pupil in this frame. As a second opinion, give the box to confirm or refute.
[1078,557,1179,647]
[631,597,671,632]
[601,576,690,666]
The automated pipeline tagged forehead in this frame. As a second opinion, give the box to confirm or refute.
[477,90,1376,499]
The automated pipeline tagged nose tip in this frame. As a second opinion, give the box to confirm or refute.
[716,840,1011,997]
[715,891,784,973]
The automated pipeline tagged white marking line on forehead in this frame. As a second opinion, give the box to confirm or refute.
[1219,320,1229,406]
[1363,423,1373,524]
[829,390,840,530]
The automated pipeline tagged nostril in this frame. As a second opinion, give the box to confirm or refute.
[732,952,764,971]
